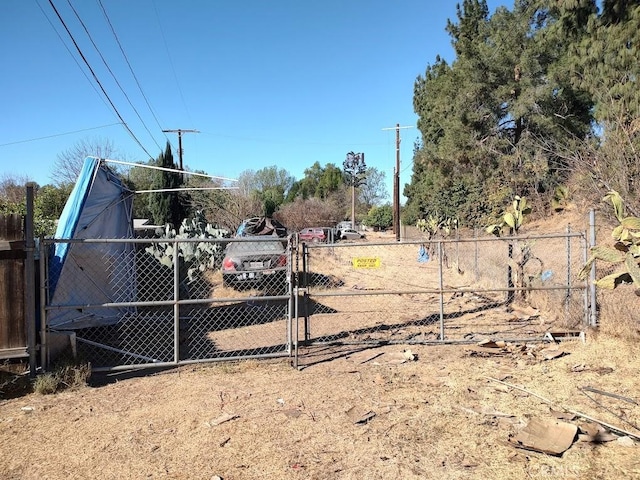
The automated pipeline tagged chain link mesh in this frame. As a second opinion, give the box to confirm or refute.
[43,236,292,369]
[42,231,588,370]
[298,232,588,349]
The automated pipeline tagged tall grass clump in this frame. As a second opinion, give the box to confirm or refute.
[33,357,91,395]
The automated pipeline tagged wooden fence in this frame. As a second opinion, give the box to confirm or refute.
[0,214,27,359]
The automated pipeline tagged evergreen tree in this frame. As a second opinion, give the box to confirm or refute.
[407,0,593,225]
[568,0,640,207]
[148,142,188,228]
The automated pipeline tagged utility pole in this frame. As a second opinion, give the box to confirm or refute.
[162,129,199,170]
[382,124,413,241]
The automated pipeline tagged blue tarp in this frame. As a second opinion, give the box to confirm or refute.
[48,157,135,329]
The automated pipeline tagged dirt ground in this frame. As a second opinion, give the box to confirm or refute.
[1,335,639,479]
[1,211,639,479]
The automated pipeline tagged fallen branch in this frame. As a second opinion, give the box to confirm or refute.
[579,388,640,433]
[580,386,638,405]
[485,376,640,441]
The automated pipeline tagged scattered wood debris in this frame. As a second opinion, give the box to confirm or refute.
[372,349,417,365]
[486,377,640,442]
[464,340,567,361]
[509,417,577,455]
[205,413,239,427]
[578,422,619,443]
[346,406,376,425]
[580,386,638,405]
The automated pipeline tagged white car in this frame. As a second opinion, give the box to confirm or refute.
[340,228,365,240]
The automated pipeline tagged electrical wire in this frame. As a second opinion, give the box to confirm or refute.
[0,123,122,147]
[152,0,194,129]
[36,0,113,115]
[65,0,162,152]
[46,0,156,161]
[96,0,170,147]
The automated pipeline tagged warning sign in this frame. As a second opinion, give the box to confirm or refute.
[352,257,381,269]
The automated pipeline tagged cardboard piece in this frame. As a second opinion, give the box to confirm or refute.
[509,417,577,455]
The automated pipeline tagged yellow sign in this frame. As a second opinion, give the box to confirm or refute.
[352,257,381,269]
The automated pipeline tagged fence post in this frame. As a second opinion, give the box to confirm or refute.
[507,235,514,305]
[438,241,445,341]
[474,228,479,282]
[286,237,293,355]
[25,185,37,376]
[173,238,180,364]
[565,224,571,322]
[39,239,48,371]
[589,209,597,327]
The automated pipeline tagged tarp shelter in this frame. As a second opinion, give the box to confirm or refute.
[48,157,135,329]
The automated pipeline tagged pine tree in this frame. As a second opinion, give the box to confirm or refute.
[148,142,188,228]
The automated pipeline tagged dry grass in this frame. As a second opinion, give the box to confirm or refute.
[1,210,639,479]
[1,337,639,479]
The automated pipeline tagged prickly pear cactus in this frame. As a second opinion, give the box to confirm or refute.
[485,196,538,302]
[145,210,229,283]
[579,191,640,293]
[486,196,531,236]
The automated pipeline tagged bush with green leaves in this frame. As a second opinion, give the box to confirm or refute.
[580,191,640,293]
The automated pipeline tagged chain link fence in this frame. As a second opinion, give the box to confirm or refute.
[294,230,589,367]
[40,227,591,371]
[41,236,294,371]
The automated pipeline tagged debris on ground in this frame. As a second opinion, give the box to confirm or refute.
[508,417,578,455]
[205,413,239,427]
[464,340,568,361]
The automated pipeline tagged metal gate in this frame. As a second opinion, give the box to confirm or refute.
[294,231,590,368]
[41,236,294,371]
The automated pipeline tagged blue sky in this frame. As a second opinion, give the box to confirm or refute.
[1,0,506,201]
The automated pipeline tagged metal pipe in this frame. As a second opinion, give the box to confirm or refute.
[566,223,571,322]
[90,351,290,373]
[25,185,37,376]
[582,231,589,327]
[286,240,293,356]
[173,239,180,364]
[294,286,299,369]
[438,241,445,341]
[589,209,597,326]
[39,238,48,371]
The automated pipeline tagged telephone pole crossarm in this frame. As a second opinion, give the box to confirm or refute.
[162,128,200,170]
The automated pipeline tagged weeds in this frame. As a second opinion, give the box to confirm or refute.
[33,358,91,395]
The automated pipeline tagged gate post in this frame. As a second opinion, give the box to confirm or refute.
[438,241,445,341]
[25,185,37,376]
[173,238,180,364]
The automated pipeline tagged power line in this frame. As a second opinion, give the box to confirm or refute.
[65,0,163,152]
[0,123,122,147]
[46,0,155,161]
[97,0,170,147]
[152,1,194,127]
[36,0,113,114]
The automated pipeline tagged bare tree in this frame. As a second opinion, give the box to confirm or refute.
[51,137,120,186]
[359,167,389,209]
[0,173,36,203]
[276,197,343,231]
[200,189,262,234]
